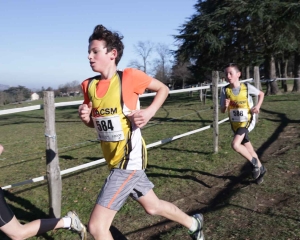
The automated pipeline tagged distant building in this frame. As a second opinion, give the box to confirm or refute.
[31,92,40,101]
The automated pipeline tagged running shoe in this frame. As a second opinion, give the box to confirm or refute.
[66,211,87,240]
[251,158,261,180]
[188,213,204,240]
[256,165,267,184]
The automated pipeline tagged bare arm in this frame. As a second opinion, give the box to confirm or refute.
[128,79,169,128]
[251,90,264,114]
[0,144,4,155]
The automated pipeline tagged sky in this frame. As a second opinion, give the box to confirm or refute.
[0,0,197,90]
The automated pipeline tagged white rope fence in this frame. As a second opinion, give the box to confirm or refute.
[1,117,229,190]
[0,80,253,116]
[0,78,257,190]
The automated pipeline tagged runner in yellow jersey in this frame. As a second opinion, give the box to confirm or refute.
[78,24,204,240]
[220,63,266,184]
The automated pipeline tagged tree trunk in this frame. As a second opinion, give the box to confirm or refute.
[277,60,282,78]
[182,77,185,89]
[265,81,271,95]
[277,60,283,90]
[282,59,288,91]
[293,52,300,92]
[284,59,288,79]
[269,55,279,95]
[246,66,250,79]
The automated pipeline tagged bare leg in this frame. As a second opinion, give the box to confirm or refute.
[231,133,262,171]
[88,204,117,240]
[231,134,254,160]
[137,189,193,228]
[0,216,63,239]
[244,141,262,167]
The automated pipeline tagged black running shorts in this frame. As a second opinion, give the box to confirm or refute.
[235,127,250,144]
[0,188,14,227]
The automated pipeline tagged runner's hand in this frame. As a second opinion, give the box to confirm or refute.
[251,106,260,114]
[79,102,92,124]
[128,110,152,128]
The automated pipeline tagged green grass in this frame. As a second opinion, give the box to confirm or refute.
[0,91,299,239]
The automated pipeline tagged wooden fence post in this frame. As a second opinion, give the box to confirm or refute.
[199,83,203,102]
[253,66,260,122]
[44,91,62,218]
[212,71,219,153]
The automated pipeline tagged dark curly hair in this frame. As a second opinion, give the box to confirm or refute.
[89,25,124,65]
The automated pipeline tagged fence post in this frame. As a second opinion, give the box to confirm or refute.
[212,71,219,153]
[253,66,260,122]
[199,83,203,102]
[44,91,62,218]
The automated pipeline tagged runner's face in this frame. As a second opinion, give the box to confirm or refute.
[225,67,241,84]
[88,40,114,73]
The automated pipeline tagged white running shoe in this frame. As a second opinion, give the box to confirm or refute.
[66,210,87,240]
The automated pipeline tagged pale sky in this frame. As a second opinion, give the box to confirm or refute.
[0,0,196,90]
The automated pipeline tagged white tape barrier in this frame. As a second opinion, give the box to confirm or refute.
[0,105,42,116]
[146,117,229,148]
[276,78,300,80]
[1,117,229,190]
[0,79,254,116]
[1,158,106,190]
[0,88,206,116]
[260,77,300,83]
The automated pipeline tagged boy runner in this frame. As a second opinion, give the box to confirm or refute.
[220,63,266,183]
[78,24,204,240]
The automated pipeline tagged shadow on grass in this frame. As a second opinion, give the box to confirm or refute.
[159,146,211,155]
[110,225,128,240]
[147,163,252,187]
[256,108,300,158]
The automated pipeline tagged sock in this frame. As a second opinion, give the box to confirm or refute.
[251,157,258,167]
[189,217,198,232]
[62,217,71,228]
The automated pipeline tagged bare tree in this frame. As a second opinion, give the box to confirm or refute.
[128,41,154,74]
[171,61,192,89]
[153,63,172,84]
[128,60,144,71]
[0,91,9,105]
[153,43,172,83]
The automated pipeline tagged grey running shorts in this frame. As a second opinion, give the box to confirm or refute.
[96,169,154,211]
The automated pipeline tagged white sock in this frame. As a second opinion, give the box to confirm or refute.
[189,217,198,232]
[62,217,71,228]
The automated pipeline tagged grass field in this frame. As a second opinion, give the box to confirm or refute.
[0,89,299,240]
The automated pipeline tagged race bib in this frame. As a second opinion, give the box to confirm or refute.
[92,115,125,141]
[229,108,248,122]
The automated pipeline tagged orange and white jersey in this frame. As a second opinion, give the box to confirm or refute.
[81,68,153,170]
